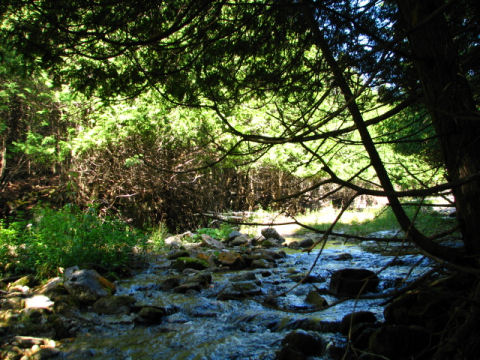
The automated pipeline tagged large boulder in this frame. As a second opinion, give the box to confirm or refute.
[276,330,326,359]
[329,268,379,296]
[63,267,115,303]
[368,325,431,360]
[261,228,285,242]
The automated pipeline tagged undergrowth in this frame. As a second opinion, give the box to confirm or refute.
[0,205,148,280]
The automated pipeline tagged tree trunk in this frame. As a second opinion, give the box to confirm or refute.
[396,0,480,255]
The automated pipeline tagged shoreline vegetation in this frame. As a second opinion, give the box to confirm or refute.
[0,201,458,282]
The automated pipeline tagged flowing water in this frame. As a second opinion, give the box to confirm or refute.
[58,239,432,359]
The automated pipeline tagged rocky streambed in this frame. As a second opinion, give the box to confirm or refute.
[1,229,435,359]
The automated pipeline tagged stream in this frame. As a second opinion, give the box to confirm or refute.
[57,238,432,360]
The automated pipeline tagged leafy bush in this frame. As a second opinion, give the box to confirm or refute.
[0,205,147,279]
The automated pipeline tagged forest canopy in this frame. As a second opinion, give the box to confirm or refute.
[1,0,479,265]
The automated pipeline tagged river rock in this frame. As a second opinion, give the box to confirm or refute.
[305,290,328,308]
[216,251,247,270]
[250,259,273,269]
[288,273,325,284]
[298,238,314,248]
[334,253,353,261]
[166,250,190,260]
[217,281,263,300]
[261,228,284,242]
[93,295,136,314]
[228,230,243,241]
[160,276,181,290]
[165,231,195,248]
[173,257,209,271]
[8,275,35,291]
[368,324,431,359]
[276,329,326,359]
[36,277,67,299]
[64,267,115,303]
[340,311,377,335]
[135,306,167,324]
[1,294,24,310]
[174,272,212,293]
[231,272,257,282]
[29,347,61,360]
[230,235,250,246]
[200,234,225,249]
[329,268,379,296]
[24,295,54,310]
[173,282,203,293]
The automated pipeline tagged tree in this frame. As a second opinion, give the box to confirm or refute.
[3,0,480,357]
[6,0,477,261]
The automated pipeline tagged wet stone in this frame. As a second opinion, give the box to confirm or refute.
[277,329,326,359]
[217,281,263,300]
[173,282,202,293]
[298,238,314,248]
[135,306,167,324]
[250,259,273,269]
[334,253,353,261]
[166,250,190,260]
[173,257,209,271]
[329,268,380,297]
[28,347,61,360]
[260,238,278,248]
[368,324,431,359]
[288,273,325,284]
[92,295,136,315]
[159,276,181,291]
[340,311,377,335]
[305,290,328,308]
[216,251,247,270]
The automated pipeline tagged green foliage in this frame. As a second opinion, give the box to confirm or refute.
[196,223,236,241]
[0,206,147,279]
[148,222,169,252]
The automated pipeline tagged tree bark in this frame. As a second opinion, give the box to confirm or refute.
[396,0,480,256]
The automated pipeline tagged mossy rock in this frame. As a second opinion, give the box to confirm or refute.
[173,257,209,271]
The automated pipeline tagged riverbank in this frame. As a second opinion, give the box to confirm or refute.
[1,225,436,359]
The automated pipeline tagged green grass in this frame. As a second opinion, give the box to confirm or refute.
[0,205,148,280]
[294,205,458,238]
